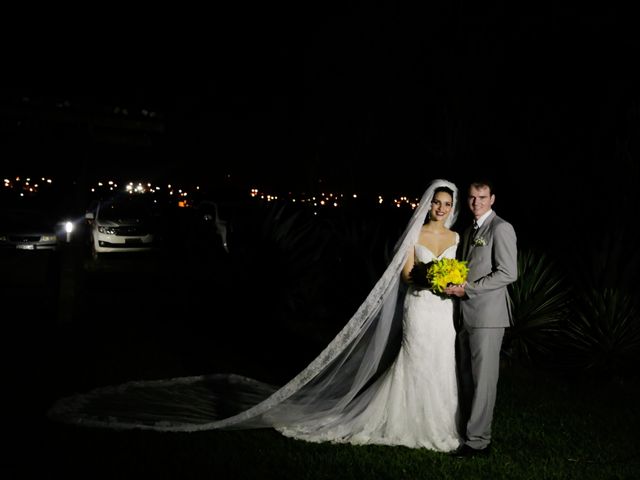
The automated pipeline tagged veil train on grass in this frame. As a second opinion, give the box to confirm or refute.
[48,180,459,434]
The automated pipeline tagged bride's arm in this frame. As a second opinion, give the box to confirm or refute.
[401,246,415,283]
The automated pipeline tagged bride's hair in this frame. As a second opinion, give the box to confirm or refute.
[432,186,454,201]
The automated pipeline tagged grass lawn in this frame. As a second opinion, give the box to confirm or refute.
[4,243,639,479]
[32,364,640,480]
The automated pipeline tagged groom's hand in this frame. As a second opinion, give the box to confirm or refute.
[444,283,466,298]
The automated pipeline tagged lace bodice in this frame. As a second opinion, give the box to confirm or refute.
[414,232,460,263]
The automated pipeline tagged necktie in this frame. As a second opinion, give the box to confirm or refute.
[471,220,479,246]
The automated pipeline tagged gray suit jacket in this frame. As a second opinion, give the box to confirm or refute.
[459,211,518,328]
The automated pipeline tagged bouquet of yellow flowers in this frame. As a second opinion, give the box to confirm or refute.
[410,258,469,294]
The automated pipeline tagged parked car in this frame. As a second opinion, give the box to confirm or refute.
[0,208,61,251]
[0,179,82,253]
[86,195,162,258]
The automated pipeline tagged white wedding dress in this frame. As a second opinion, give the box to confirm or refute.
[278,239,461,451]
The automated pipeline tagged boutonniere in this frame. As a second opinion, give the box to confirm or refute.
[473,236,487,247]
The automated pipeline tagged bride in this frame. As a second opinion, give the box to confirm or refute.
[49,179,462,452]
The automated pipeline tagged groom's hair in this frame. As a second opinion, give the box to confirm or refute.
[469,178,495,196]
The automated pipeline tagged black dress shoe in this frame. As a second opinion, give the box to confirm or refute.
[451,444,491,458]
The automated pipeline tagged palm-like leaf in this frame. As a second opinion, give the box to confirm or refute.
[564,288,640,377]
[324,213,391,289]
[237,202,328,318]
[504,249,571,366]
[560,228,640,378]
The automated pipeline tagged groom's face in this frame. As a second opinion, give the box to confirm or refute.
[468,186,495,219]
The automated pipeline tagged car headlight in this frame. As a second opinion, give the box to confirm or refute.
[98,226,118,235]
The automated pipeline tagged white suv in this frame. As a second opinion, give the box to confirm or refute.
[86,196,159,258]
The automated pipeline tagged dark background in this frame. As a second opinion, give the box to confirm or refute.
[2,5,640,476]
[1,3,639,245]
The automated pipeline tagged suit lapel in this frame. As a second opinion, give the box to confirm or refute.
[462,226,474,259]
[478,212,496,239]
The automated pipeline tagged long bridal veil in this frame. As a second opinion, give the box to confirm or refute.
[48,179,459,433]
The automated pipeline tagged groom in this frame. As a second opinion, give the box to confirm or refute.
[445,179,518,458]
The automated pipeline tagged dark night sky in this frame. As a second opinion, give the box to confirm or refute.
[2,3,639,237]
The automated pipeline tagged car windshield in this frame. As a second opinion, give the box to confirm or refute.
[0,191,68,231]
[0,209,54,231]
[99,197,156,221]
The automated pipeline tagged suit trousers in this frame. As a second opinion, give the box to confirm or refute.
[456,326,505,449]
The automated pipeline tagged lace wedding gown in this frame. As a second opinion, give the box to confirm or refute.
[278,239,461,451]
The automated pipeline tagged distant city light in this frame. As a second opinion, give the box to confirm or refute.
[5,174,419,212]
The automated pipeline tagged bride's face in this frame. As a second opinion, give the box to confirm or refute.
[430,192,453,222]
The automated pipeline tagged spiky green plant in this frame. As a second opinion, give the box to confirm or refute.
[564,288,640,378]
[504,249,571,367]
[560,228,640,379]
[233,202,329,320]
[323,212,392,293]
